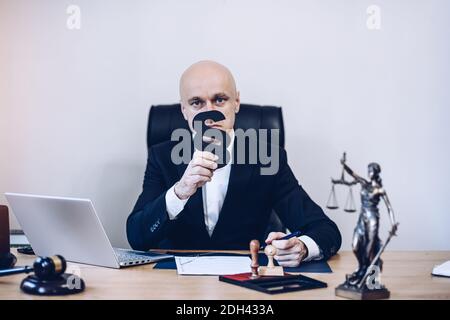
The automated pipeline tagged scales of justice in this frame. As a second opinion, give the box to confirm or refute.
[327,152,399,300]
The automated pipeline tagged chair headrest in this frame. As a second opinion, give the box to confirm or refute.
[147,104,285,149]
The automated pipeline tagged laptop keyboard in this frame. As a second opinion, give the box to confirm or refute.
[114,248,172,266]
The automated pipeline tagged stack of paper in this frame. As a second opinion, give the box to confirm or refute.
[175,256,251,275]
[432,261,450,278]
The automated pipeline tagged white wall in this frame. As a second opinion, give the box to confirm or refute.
[1,0,449,250]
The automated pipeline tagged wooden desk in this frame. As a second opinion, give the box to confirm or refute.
[1,250,449,299]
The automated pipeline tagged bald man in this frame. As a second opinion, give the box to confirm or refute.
[127,61,341,267]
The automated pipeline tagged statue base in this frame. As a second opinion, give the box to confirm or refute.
[335,283,390,300]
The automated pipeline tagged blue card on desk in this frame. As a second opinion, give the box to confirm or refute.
[153,252,332,273]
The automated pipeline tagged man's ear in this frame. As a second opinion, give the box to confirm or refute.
[235,91,241,113]
[180,102,188,121]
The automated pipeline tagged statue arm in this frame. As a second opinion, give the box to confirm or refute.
[381,190,398,234]
[341,163,367,185]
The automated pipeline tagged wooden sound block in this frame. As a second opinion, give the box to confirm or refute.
[258,266,284,277]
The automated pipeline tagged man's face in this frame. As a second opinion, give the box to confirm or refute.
[179,61,240,133]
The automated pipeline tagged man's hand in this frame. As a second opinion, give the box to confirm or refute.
[265,232,308,267]
[174,151,218,200]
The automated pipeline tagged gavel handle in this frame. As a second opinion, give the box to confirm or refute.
[0,266,33,277]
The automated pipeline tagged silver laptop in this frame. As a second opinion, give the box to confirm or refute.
[4,193,172,268]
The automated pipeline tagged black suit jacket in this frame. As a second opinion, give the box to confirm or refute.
[127,139,341,259]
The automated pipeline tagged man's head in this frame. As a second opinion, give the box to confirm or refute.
[179,61,240,133]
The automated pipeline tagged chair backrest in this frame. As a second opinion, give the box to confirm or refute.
[147,103,285,149]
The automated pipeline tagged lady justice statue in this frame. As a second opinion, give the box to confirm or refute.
[329,153,399,299]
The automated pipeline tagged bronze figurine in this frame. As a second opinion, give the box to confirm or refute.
[329,152,399,299]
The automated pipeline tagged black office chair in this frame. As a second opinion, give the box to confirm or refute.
[146,103,286,233]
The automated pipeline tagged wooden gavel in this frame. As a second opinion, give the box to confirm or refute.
[0,255,67,280]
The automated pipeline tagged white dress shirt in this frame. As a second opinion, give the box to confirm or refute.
[165,131,323,261]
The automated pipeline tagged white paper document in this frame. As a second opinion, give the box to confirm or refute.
[175,256,251,275]
[432,260,450,277]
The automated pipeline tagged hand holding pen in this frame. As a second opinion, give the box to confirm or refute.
[264,231,308,268]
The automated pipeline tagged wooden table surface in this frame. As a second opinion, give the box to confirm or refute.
[1,250,449,300]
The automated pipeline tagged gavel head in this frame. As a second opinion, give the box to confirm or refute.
[33,255,66,280]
